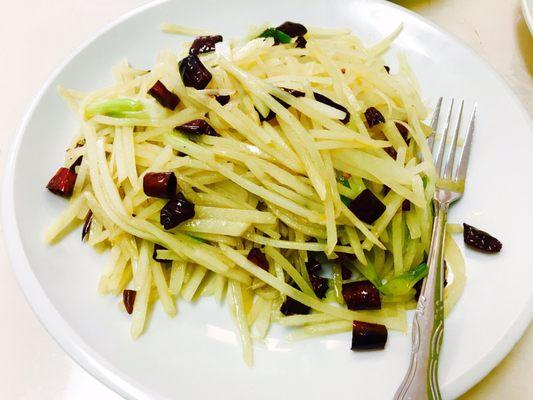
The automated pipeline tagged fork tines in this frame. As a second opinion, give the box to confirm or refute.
[430,98,476,182]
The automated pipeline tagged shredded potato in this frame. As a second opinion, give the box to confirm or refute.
[160,22,213,36]
[46,22,467,364]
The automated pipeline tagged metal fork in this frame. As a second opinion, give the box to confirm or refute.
[394,98,476,400]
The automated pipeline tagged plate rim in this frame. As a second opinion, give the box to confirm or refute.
[2,0,532,399]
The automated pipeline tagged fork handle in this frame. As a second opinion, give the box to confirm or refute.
[394,200,448,400]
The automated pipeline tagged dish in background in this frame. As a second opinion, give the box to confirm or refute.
[522,0,533,35]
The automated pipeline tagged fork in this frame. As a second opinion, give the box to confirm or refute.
[393,98,476,400]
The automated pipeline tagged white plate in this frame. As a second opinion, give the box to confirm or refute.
[2,0,533,399]
[522,0,533,35]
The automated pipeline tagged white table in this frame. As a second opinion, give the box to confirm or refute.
[1,1,531,398]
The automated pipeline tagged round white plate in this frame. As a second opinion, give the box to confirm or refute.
[522,0,533,35]
[3,0,533,399]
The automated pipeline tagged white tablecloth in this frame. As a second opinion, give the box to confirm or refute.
[1,0,531,398]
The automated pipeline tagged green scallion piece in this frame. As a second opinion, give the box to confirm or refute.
[85,98,147,119]
[379,263,429,296]
[258,28,292,44]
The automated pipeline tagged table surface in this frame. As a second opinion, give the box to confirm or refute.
[1,0,531,399]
